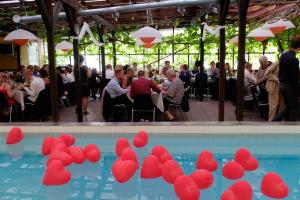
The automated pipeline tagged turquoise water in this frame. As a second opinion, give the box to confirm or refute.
[0,133,300,200]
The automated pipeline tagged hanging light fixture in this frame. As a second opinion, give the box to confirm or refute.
[56,41,73,52]
[247,28,275,42]
[4,29,39,46]
[132,26,163,48]
[262,19,295,34]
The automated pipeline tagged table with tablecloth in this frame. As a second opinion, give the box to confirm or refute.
[127,92,164,112]
[13,90,26,111]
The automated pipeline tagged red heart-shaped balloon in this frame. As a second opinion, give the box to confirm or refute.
[121,148,138,165]
[47,147,73,166]
[162,160,184,184]
[234,148,258,171]
[222,161,244,180]
[174,175,200,200]
[67,146,85,164]
[42,136,55,156]
[6,127,24,145]
[133,130,148,148]
[43,160,71,185]
[151,145,173,164]
[59,134,75,146]
[115,138,131,157]
[141,155,161,179]
[190,169,214,189]
[261,172,289,199]
[50,138,66,151]
[221,180,252,200]
[196,150,218,172]
[112,160,138,183]
[84,144,101,163]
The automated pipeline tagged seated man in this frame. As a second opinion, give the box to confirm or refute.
[130,70,161,98]
[244,62,257,100]
[23,69,45,104]
[161,70,185,121]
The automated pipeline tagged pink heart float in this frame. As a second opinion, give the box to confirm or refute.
[115,138,131,157]
[84,144,101,163]
[59,133,75,146]
[133,130,148,148]
[222,161,244,180]
[6,127,24,145]
[47,145,73,167]
[42,136,55,155]
[190,169,214,189]
[234,148,258,171]
[261,172,289,199]
[151,145,173,164]
[174,175,200,200]
[196,150,218,172]
[120,148,138,165]
[221,180,252,200]
[67,146,85,164]
[112,160,138,183]
[43,160,71,185]
[161,160,184,184]
[141,155,162,179]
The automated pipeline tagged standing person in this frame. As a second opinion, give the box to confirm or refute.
[105,64,114,80]
[78,55,91,115]
[273,37,300,121]
[195,66,208,101]
[132,62,138,77]
[89,68,101,100]
[256,55,270,84]
[179,64,192,88]
[207,61,216,78]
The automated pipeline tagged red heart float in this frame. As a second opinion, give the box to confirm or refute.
[174,175,200,200]
[261,172,289,199]
[50,138,66,151]
[190,169,214,189]
[120,148,138,165]
[42,136,55,155]
[161,160,184,184]
[84,144,101,163]
[6,127,24,144]
[43,160,71,185]
[234,148,258,171]
[151,145,173,164]
[59,134,75,146]
[115,138,131,157]
[47,147,73,166]
[133,130,148,148]
[67,146,85,164]
[141,155,161,179]
[196,150,218,172]
[112,160,138,183]
[221,180,252,200]
[222,161,244,180]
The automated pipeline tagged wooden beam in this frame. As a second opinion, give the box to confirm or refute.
[236,0,250,121]
[53,1,63,23]
[218,0,230,122]
[61,0,77,8]
[35,0,59,122]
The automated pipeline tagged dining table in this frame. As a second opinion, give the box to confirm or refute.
[127,91,164,112]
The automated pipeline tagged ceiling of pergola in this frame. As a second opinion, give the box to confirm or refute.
[0,0,299,36]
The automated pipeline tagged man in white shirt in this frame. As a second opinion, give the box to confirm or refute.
[23,69,45,103]
[62,67,74,84]
[105,64,114,80]
[244,62,257,100]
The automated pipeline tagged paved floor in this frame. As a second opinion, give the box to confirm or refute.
[59,98,264,122]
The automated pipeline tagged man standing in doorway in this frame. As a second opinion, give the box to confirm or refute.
[273,36,300,121]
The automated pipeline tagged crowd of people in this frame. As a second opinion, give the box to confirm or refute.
[0,36,299,122]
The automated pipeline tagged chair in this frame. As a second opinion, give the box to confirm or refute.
[131,94,155,122]
[109,104,129,122]
[0,92,13,122]
[168,87,190,121]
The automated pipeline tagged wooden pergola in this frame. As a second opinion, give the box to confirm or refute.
[0,0,299,122]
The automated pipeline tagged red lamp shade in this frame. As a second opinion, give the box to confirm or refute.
[13,39,29,46]
[255,37,268,42]
[61,49,70,52]
[143,43,155,48]
[269,26,286,34]
[140,37,156,44]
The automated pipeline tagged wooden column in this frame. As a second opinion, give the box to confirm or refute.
[97,23,106,79]
[172,26,175,65]
[218,0,230,121]
[236,0,250,121]
[199,15,206,66]
[35,0,59,122]
[158,45,161,71]
[112,30,117,69]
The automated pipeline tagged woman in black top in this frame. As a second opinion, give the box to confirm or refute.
[79,55,91,115]
[89,68,101,100]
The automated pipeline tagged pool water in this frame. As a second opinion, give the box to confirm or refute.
[0,133,300,200]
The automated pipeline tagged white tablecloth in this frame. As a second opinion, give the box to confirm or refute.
[127,92,164,112]
[13,90,25,111]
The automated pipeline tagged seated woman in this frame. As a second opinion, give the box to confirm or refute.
[161,70,185,121]
[121,67,134,88]
[0,72,16,119]
[195,66,208,101]
[179,64,192,88]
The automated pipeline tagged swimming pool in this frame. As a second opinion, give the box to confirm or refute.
[0,125,300,200]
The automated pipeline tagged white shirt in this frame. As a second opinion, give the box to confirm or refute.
[105,69,114,80]
[244,69,257,87]
[24,77,45,103]
[62,73,74,84]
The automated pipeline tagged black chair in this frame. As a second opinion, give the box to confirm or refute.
[131,94,155,122]
[109,104,129,122]
[0,92,13,122]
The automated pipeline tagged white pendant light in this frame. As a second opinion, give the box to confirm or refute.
[56,41,73,52]
[4,29,39,46]
[262,19,295,34]
[247,28,275,42]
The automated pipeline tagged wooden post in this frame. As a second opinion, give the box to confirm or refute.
[158,45,161,71]
[35,0,59,122]
[236,0,250,121]
[112,30,117,69]
[200,15,206,66]
[97,23,106,79]
[218,0,230,122]
[172,26,175,66]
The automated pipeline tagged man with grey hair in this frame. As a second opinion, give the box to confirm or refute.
[161,69,185,121]
[256,55,269,84]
